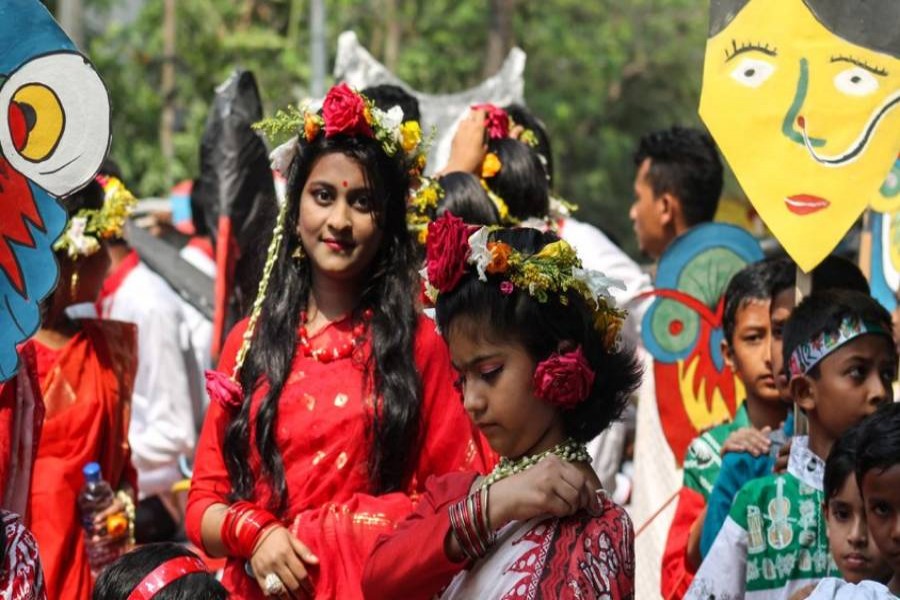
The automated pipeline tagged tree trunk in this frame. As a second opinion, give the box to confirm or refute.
[383,0,401,71]
[57,0,84,49]
[483,0,515,77]
[160,0,177,184]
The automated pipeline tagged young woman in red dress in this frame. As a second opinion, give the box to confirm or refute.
[185,85,491,599]
[362,216,641,599]
[1,179,139,600]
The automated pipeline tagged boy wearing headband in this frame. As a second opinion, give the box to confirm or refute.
[687,289,896,599]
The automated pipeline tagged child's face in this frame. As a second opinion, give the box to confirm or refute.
[770,288,795,401]
[861,464,900,576]
[825,473,892,584]
[799,335,895,441]
[725,299,779,404]
[447,318,565,459]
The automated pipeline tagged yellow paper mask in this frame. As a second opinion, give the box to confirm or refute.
[700,0,900,272]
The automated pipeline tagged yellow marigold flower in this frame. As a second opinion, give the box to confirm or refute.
[418,227,428,245]
[481,152,501,179]
[304,113,320,142]
[400,121,422,153]
[363,106,373,126]
[534,240,574,262]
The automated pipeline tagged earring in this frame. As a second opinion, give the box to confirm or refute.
[292,244,306,262]
[69,270,80,299]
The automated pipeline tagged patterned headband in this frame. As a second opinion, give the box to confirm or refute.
[788,316,891,377]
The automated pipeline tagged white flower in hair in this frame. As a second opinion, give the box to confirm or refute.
[65,216,100,258]
[270,139,298,176]
[467,226,492,282]
[373,106,404,142]
[572,267,625,307]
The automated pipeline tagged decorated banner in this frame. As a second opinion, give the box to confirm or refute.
[868,157,900,311]
[641,222,764,464]
[0,0,111,380]
[700,0,900,272]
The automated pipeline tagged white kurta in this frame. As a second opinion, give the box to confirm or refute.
[99,261,199,498]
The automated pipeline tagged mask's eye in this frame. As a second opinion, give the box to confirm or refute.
[729,58,775,88]
[0,52,110,196]
[834,66,879,97]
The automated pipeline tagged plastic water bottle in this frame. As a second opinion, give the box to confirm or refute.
[77,462,128,577]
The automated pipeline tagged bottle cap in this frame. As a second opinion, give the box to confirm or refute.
[82,462,102,482]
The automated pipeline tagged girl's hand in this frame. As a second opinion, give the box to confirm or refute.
[721,426,772,457]
[250,525,319,598]
[488,455,601,529]
[441,110,488,175]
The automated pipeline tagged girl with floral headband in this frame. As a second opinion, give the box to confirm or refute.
[362,214,641,599]
[0,178,140,600]
[185,84,491,599]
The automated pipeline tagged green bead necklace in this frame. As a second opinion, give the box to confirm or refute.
[480,438,590,489]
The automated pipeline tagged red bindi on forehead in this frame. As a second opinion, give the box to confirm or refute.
[342,180,348,188]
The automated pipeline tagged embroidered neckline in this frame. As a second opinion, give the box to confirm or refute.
[298,309,372,363]
[787,436,825,491]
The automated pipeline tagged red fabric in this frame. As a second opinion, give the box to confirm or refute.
[660,486,705,600]
[186,315,495,599]
[211,215,236,360]
[362,472,475,600]
[96,250,141,314]
[0,343,44,520]
[28,320,138,600]
[363,473,636,600]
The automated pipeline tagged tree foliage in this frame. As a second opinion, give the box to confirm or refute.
[76,0,709,256]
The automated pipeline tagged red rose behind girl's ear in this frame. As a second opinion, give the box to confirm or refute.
[322,84,374,138]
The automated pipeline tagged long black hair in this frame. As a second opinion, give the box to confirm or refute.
[436,172,500,225]
[223,132,422,512]
[484,138,550,222]
[435,227,642,441]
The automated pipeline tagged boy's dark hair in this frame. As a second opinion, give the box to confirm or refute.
[92,543,226,600]
[435,228,642,442]
[824,421,863,500]
[782,289,894,379]
[632,126,723,227]
[769,255,870,300]
[436,172,500,225]
[855,401,900,484]
[361,84,421,123]
[485,137,550,221]
[722,258,776,343]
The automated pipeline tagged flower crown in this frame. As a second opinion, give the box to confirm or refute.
[422,213,627,350]
[256,83,430,178]
[408,174,519,244]
[53,175,137,258]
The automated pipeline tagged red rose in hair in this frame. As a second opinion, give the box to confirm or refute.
[532,347,595,409]
[322,83,373,138]
[472,103,510,139]
[426,213,472,293]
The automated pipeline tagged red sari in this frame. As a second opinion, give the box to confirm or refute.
[26,319,138,600]
[186,315,494,599]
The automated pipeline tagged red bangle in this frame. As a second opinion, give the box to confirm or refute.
[220,501,281,559]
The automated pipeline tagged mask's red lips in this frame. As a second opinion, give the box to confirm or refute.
[785,194,830,215]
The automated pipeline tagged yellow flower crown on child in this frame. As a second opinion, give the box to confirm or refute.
[53,175,137,258]
[255,84,431,178]
[408,176,518,244]
[422,213,627,350]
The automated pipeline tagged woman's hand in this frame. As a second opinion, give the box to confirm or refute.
[250,525,319,598]
[721,426,772,457]
[441,109,488,175]
[488,455,601,529]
